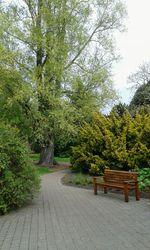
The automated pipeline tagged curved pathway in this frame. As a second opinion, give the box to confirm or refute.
[0,170,150,250]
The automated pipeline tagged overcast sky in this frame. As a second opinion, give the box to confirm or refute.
[113,0,150,104]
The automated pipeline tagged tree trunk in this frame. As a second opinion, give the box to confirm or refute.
[39,137,54,167]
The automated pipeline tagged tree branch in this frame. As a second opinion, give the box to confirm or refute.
[65,26,99,70]
[23,0,36,21]
[73,62,92,74]
[65,1,109,69]
[5,31,36,52]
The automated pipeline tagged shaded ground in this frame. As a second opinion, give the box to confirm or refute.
[0,170,150,250]
[53,162,71,171]
[35,161,71,171]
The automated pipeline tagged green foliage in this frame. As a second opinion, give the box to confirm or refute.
[111,102,128,117]
[0,40,34,140]
[71,111,150,175]
[0,122,40,214]
[138,168,150,191]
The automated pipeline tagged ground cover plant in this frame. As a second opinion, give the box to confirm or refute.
[138,168,150,191]
[0,123,40,214]
[62,173,93,187]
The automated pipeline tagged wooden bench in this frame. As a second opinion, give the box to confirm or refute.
[93,170,140,202]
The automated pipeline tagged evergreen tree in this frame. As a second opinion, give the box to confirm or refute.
[110,102,128,117]
[129,81,150,113]
[128,62,150,114]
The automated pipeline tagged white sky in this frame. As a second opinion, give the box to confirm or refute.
[113,0,150,104]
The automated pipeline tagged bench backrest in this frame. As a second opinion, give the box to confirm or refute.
[104,170,138,183]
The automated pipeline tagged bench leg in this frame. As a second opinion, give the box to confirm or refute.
[104,186,108,194]
[135,184,140,201]
[93,177,97,195]
[124,184,129,202]
[94,183,97,195]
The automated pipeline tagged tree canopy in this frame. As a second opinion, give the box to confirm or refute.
[0,0,127,165]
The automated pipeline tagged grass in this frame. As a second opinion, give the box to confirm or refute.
[62,172,93,187]
[36,167,54,175]
[54,156,70,163]
[30,153,39,162]
[30,153,70,163]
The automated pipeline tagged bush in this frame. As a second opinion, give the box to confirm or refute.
[0,122,40,214]
[138,168,150,191]
[71,111,150,175]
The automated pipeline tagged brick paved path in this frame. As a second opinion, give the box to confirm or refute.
[0,170,150,250]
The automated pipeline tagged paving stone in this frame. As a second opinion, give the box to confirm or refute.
[0,170,150,250]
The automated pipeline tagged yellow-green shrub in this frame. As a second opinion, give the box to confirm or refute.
[71,111,150,175]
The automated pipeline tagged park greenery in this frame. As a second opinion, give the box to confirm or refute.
[0,0,127,213]
[0,0,150,213]
[70,62,150,190]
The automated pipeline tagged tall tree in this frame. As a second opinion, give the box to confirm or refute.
[2,0,127,166]
[128,62,150,88]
